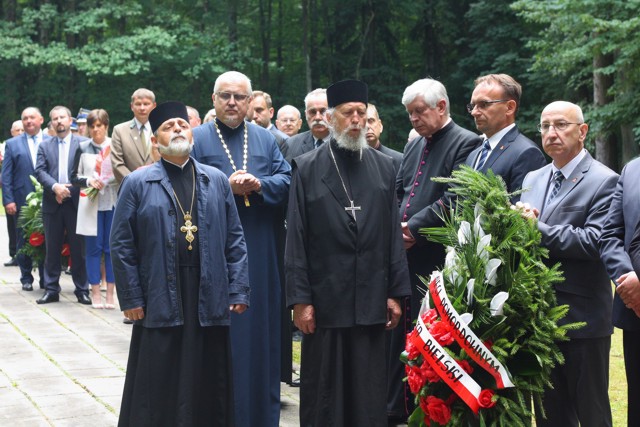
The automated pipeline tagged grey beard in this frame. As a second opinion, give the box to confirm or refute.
[333,127,368,152]
[158,137,193,156]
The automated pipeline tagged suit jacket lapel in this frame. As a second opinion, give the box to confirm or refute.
[483,128,517,170]
[130,121,148,161]
[540,154,591,222]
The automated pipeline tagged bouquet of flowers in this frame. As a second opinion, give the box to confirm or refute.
[17,176,45,265]
[402,166,583,426]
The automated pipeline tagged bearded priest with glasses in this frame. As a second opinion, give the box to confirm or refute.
[192,71,291,427]
[285,79,411,427]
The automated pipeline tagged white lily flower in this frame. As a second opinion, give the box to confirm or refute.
[445,247,456,270]
[476,234,492,262]
[474,215,486,239]
[474,203,484,219]
[466,279,475,305]
[460,312,474,325]
[485,258,502,285]
[458,221,471,245]
[490,292,509,316]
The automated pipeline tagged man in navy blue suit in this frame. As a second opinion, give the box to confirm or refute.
[2,107,49,291]
[34,106,90,304]
[466,74,546,202]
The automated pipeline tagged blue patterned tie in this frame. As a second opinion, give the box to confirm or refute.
[546,170,564,205]
[314,138,324,149]
[475,139,491,170]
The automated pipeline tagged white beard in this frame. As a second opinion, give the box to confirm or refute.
[333,126,368,152]
[158,134,193,156]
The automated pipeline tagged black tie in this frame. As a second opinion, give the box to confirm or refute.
[314,139,324,149]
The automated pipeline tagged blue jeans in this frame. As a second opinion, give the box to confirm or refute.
[84,209,114,285]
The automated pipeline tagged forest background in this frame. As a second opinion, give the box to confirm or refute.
[1,0,639,172]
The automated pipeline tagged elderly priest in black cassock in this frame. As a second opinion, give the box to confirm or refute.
[111,101,250,427]
[285,79,411,427]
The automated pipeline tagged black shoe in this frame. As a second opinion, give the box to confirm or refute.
[22,283,33,292]
[289,378,301,388]
[77,294,92,305]
[36,292,59,304]
[4,257,18,267]
[123,317,134,324]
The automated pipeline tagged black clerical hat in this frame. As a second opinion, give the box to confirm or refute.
[149,101,189,133]
[326,79,368,108]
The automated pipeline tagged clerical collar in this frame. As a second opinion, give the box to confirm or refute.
[215,117,245,132]
[161,157,191,170]
[330,140,363,160]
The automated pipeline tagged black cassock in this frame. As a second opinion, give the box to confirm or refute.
[285,141,411,427]
[118,160,234,427]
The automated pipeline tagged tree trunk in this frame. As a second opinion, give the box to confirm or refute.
[593,51,616,170]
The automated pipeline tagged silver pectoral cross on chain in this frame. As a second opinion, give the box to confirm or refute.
[180,213,198,251]
[345,200,362,222]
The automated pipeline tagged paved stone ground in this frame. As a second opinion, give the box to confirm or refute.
[0,215,300,426]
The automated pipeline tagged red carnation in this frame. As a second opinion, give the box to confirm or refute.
[405,333,420,360]
[456,359,474,374]
[421,308,438,325]
[29,232,45,247]
[478,389,497,408]
[429,321,455,346]
[420,360,441,383]
[61,243,70,257]
[406,365,426,394]
[422,395,451,425]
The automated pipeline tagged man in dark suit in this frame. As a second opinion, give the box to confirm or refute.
[519,101,616,427]
[466,74,546,201]
[366,103,402,173]
[599,157,640,427]
[387,78,480,422]
[34,106,90,305]
[283,88,329,163]
[249,90,289,153]
[2,107,49,290]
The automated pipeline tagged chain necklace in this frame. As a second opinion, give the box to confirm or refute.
[214,120,250,207]
[328,144,362,222]
[172,163,198,250]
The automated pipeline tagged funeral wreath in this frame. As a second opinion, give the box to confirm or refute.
[402,166,583,426]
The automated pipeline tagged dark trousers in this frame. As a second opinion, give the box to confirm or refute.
[42,201,88,296]
[6,212,16,257]
[623,329,640,427]
[535,336,612,427]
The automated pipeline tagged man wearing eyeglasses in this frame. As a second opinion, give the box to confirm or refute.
[283,88,330,163]
[466,74,546,202]
[192,70,291,427]
[275,105,303,137]
[388,78,480,422]
[519,101,616,427]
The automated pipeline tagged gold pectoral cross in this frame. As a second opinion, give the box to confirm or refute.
[180,213,198,251]
[244,194,250,207]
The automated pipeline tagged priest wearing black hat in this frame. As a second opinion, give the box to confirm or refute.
[285,79,411,426]
[111,101,250,427]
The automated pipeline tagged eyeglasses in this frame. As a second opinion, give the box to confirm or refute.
[466,99,509,113]
[307,108,327,116]
[215,92,250,102]
[537,121,582,134]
